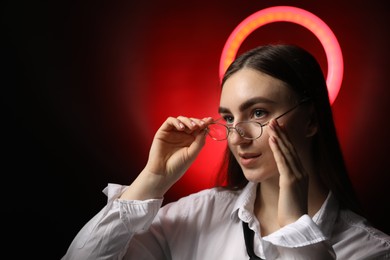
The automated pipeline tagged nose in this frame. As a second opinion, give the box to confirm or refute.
[227,128,250,145]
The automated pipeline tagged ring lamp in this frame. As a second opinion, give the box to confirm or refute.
[219,6,343,104]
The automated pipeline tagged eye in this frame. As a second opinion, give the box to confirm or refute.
[222,115,234,125]
[252,109,268,119]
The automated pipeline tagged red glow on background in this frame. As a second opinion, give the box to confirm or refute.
[220,6,343,105]
[5,2,390,255]
[120,5,343,200]
[100,2,390,233]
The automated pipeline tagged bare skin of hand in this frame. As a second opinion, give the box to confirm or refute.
[120,116,213,200]
[268,118,309,227]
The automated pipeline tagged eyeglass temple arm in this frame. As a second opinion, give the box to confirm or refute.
[262,97,311,126]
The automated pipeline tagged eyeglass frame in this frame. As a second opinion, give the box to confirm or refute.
[206,97,311,141]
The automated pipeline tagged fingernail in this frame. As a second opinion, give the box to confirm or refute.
[269,119,275,130]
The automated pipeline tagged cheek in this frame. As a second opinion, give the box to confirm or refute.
[285,124,308,148]
[258,138,277,167]
[227,142,238,159]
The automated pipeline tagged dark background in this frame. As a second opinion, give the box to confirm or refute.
[2,0,390,258]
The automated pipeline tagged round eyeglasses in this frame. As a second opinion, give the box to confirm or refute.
[206,98,310,141]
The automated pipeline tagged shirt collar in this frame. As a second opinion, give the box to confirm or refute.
[230,182,339,238]
[230,181,258,222]
[312,191,339,238]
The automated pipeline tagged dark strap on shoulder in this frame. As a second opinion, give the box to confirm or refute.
[242,221,264,260]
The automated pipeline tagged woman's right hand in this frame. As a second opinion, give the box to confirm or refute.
[120,116,213,200]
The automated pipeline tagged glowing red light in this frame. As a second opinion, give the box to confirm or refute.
[220,6,344,104]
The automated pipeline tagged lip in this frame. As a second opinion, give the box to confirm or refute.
[238,152,261,167]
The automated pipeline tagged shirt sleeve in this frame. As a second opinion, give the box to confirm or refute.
[61,183,163,260]
[262,214,336,259]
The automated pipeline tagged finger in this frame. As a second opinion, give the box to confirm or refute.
[268,119,303,178]
[202,117,214,123]
[184,117,214,127]
[187,128,208,157]
[183,117,214,157]
[268,134,291,175]
[188,117,208,129]
[175,116,205,133]
[159,116,186,132]
[271,120,295,154]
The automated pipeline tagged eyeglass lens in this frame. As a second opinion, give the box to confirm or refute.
[207,123,229,141]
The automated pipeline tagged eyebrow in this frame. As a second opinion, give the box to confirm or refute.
[218,97,275,114]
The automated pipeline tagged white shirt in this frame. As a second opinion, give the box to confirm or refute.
[62,182,390,259]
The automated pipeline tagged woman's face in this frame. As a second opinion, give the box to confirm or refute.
[219,68,310,183]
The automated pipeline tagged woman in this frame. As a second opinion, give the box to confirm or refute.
[62,44,390,259]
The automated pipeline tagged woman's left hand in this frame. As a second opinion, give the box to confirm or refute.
[268,118,309,227]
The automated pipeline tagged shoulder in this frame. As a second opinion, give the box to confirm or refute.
[333,209,390,258]
[339,210,390,239]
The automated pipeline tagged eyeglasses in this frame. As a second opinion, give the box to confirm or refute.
[206,98,310,141]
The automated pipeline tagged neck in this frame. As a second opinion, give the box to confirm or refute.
[254,175,328,236]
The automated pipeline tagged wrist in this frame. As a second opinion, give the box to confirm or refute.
[120,170,168,200]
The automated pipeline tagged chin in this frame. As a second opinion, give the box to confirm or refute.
[242,165,279,183]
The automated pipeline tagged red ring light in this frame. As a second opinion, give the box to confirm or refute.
[219,6,343,104]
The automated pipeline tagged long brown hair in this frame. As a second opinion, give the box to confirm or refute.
[215,44,362,214]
